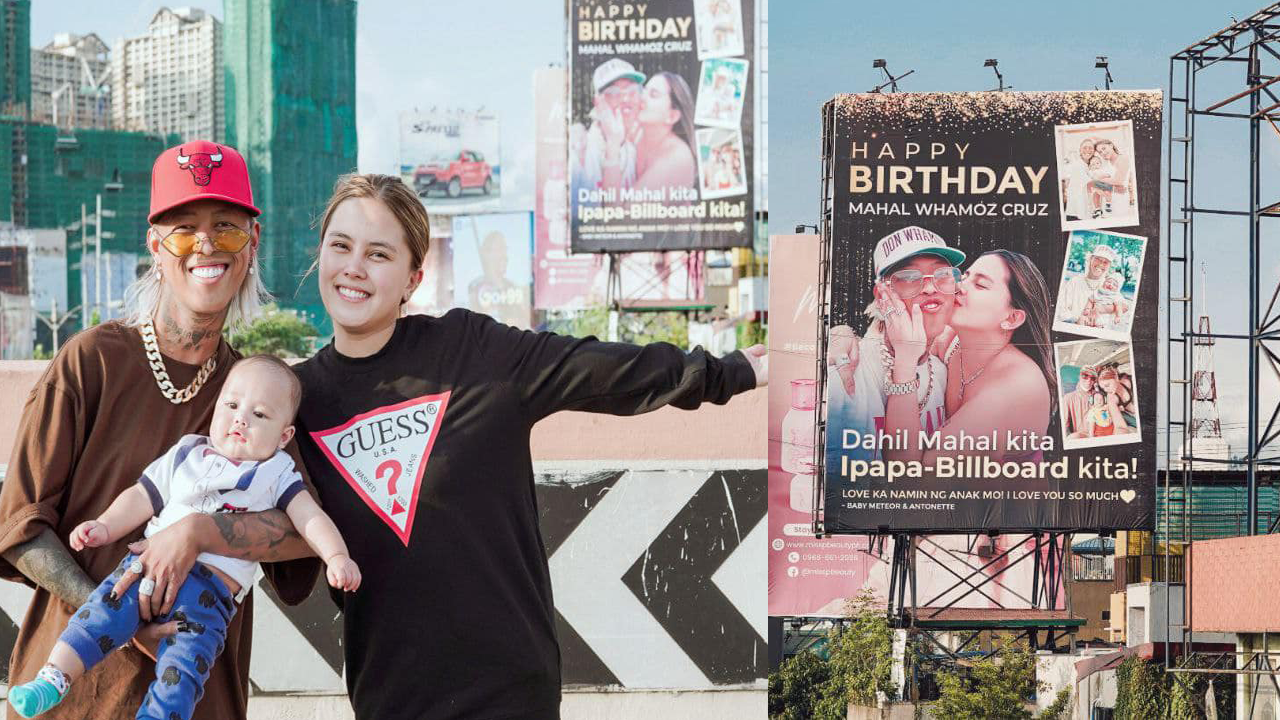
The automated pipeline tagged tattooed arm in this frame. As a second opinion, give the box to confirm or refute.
[204,510,313,561]
[113,510,315,616]
[2,528,97,608]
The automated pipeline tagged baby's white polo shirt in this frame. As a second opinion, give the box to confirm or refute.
[138,434,307,593]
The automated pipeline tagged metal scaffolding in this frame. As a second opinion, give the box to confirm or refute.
[1165,4,1280,711]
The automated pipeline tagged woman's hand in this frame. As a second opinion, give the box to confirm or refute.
[877,283,927,374]
[326,555,362,593]
[69,520,110,551]
[743,344,768,387]
[131,620,182,663]
[827,325,859,395]
[114,514,205,621]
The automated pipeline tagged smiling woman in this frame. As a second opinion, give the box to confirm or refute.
[283,173,766,720]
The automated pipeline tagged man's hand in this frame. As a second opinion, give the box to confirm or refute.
[131,620,182,663]
[114,514,203,621]
[743,344,768,387]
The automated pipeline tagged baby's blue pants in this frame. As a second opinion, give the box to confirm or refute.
[59,553,236,720]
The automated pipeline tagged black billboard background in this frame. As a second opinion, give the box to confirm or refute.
[569,0,754,252]
[821,91,1162,533]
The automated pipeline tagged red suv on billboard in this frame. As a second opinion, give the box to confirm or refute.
[413,151,494,198]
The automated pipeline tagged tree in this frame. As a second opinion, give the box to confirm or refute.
[769,650,830,720]
[815,590,896,717]
[225,305,319,358]
[1036,687,1071,720]
[932,636,1039,720]
[768,592,895,720]
[1114,656,1167,720]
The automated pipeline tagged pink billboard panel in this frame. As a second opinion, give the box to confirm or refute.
[534,66,605,309]
[768,234,882,617]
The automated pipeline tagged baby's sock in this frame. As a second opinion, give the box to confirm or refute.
[8,665,70,718]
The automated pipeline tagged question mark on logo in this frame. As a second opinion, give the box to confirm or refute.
[378,459,403,496]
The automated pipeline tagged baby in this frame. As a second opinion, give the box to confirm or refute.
[8,355,360,719]
[1082,272,1130,330]
[1087,154,1116,218]
[1083,393,1115,437]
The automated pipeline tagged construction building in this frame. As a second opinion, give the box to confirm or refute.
[110,6,223,143]
[0,0,30,119]
[0,121,176,325]
[31,33,111,130]
[225,0,357,330]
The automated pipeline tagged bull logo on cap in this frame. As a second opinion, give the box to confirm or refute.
[175,146,223,186]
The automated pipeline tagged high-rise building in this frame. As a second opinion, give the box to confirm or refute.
[111,7,223,142]
[0,0,31,118]
[225,0,357,330]
[32,33,111,130]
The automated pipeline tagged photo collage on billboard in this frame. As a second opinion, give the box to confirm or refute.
[568,0,755,252]
[819,91,1162,534]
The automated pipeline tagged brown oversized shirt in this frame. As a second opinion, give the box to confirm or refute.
[0,321,320,720]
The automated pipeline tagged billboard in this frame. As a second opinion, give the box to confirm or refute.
[534,65,607,309]
[451,212,533,329]
[399,109,501,214]
[765,234,1056,617]
[568,0,754,253]
[820,91,1161,533]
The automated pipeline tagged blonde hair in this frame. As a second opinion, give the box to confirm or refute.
[121,222,270,331]
[315,173,430,273]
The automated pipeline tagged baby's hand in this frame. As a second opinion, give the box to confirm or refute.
[326,555,362,592]
[70,520,110,551]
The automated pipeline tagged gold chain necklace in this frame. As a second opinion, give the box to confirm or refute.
[140,321,216,405]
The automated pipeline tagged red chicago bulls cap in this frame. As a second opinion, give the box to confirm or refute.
[148,140,261,223]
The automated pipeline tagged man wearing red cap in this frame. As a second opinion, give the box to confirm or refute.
[0,140,318,720]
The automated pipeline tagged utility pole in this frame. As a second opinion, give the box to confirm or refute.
[35,298,79,356]
[80,203,87,321]
[95,193,102,323]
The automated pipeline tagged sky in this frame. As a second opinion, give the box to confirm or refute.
[772,0,1280,461]
[32,0,566,211]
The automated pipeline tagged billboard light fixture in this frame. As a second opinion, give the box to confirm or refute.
[984,59,1010,91]
[869,60,914,94]
[1096,56,1113,90]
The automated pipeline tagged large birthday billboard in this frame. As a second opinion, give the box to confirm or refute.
[820,91,1161,533]
[568,0,754,252]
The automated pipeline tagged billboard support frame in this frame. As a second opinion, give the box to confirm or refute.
[881,531,1079,701]
[810,99,837,537]
[1165,4,1280,689]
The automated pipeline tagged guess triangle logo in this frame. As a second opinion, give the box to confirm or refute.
[310,393,450,546]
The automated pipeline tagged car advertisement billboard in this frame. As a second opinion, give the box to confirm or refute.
[399,109,501,214]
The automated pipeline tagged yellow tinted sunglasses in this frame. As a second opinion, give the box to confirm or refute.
[157,226,252,257]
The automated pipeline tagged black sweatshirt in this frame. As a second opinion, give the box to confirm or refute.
[292,309,756,720]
